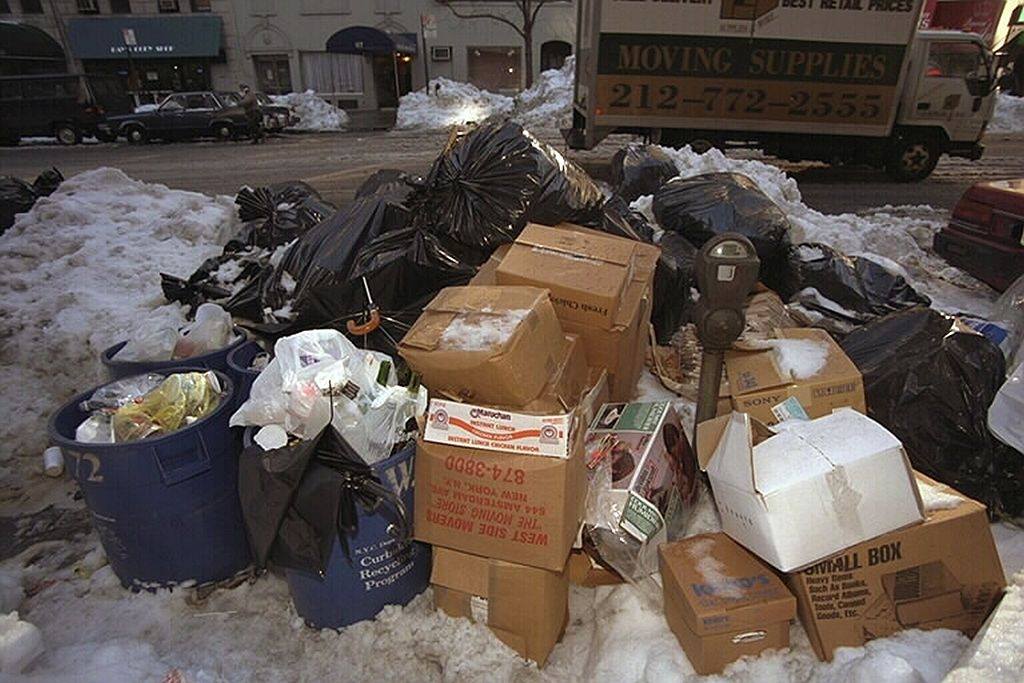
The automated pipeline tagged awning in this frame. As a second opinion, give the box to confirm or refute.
[67,16,222,60]
[0,21,66,61]
[326,26,417,56]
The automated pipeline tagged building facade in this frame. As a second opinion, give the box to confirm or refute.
[2,0,576,109]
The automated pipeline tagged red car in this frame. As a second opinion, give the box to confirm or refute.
[934,179,1024,291]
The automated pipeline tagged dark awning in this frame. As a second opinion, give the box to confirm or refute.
[67,16,222,60]
[326,26,417,56]
[0,21,66,61]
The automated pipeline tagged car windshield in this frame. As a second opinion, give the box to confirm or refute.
[217,92,241,106]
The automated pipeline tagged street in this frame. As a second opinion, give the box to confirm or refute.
[3,130,1023,215]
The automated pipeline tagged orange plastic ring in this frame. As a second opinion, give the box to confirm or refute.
[346,309,381,335]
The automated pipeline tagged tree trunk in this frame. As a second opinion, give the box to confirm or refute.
[523,28,534,89]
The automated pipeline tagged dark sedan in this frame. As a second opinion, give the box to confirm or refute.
[100,91,251,144]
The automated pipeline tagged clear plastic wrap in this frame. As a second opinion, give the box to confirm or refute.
[111,371,222,442]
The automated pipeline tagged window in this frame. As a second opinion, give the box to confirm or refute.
[77,0,100,13]
[109,0,131,12]
[300,0,349,13]
[184,92,218,109]
[925,42,986,80]
[431,46,452,62]
[158,0,179,12]
[300,52,363,93]
[1009,6,1022,25]
[19,0,44,13]
[467,46,522,91]
[161,94,187,110]
[190,0,211,10]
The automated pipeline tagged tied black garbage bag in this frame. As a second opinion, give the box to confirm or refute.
[653,172,791,289]
[408,121,604,249]
[354,169,419,200]
[781,243,930,327]
[840,307,1024,518]
[238,428,410,574]
[0,167,63,232]
[610,144,678,202]
[232,181,335,249]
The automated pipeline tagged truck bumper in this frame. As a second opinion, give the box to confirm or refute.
[947,142,984,161]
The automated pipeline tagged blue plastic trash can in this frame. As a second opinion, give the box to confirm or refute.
[225,340,266,406]
[100,327,248,381]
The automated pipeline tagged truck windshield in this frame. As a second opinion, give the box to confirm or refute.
[925,42,988,81]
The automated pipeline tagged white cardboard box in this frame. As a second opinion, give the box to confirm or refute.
[696,408,925,572]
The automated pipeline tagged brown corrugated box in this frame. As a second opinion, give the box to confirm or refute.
[398,285,565,407]
[567,547,624,587]
[785,473,1006,661]
[516,333,589,414]
[660,533,797,675]
[724,328,865,425]
[431,546,569,667]
[485,224,658,402]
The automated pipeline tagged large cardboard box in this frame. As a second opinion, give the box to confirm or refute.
[491,224,658,402]
[660,533,797,675]
[431,547,569,667]
[414,385,599,569]
[724,328,866,425]
[786,474,1006,661]
[696,409,925,572]
[398,285,565,407]
[518,333,589,414]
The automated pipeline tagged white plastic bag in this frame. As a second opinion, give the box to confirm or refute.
[174,303,235,359]
[989,360,1024,455]
[112,327,179,362]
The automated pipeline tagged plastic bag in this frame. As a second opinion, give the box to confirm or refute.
[354,169,417,200]
[840,308,1023,517]
[407,121,604,249]
[610,144,678,202]
[79,373,165,412]
[112,371,222,442]
[652,172,791,289]
[989,273,1024,371]
[989,361,1024,455]
[780,243,930,327]
[112,327,180,362]
[174,303,235,358]
[232,182,335,249]
[75,414,114,443]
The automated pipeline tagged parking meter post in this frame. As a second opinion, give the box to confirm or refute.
[695,350,724,427]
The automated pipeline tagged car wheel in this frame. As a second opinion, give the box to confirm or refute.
[885,135,941,182]
[125,125,147,144]
[55,124,81,146]
[213,123,233,140]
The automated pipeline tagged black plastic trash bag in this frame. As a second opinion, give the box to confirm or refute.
[232,182,335,249]
[408,121,603,249]
[780,243,930,327]
[600,195,655,243]
[0,168,63,232]
[610,144,678,202]
[355,169,419,200]
[238,428,410,574]
[840,307,1024,518]
[652,172,791,288]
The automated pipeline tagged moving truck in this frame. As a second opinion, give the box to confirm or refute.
[567,0,998,181]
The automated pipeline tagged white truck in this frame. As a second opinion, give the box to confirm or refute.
[567,0,998,181]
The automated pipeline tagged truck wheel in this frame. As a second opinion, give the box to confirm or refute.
[885,136,940,182]
[55,124,81,146]
[125,125,147,144]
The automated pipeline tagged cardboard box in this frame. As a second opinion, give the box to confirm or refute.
[567,547,624,587]
[724,328,866,425]
[660,533,797,675]
[696,409,925,572]
[414,384,600,569]
[517,333,589,414]
[490,224,658,402]
[786,474,1006,661]
[431,547,569,666]
[398,285,565,407]
[584,402,700,544]
[496,224,640,329]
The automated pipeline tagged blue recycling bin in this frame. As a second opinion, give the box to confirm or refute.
[100,328,249,381]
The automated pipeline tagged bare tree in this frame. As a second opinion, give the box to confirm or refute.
[436,1,555,88]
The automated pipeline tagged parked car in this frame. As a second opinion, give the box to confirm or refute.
[934,179,1024,291]
[100,91,251,144]
[216,91,298,132]
[0,73,132,145]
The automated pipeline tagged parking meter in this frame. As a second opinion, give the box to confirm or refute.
[693,234,760,430]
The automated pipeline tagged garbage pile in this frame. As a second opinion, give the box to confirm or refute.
[0,168,62,233]
[112,303,238,362]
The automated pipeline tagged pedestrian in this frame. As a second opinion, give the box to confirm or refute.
[239,84,263,145]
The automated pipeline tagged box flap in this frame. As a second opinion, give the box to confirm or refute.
[696,414,733,471]
[431,546,491,597]
[513,224,637,269]
[701,413,755,493]
[726,329,850,396]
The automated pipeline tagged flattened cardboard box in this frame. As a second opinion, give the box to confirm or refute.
[431,547,569,666]
[724,328,865,425]
[786,474,1006,661]
[566,548,624,587]
[413,379,609,571]
[660,533,796,675]
[697,409,925,573]
[398,285,565,407]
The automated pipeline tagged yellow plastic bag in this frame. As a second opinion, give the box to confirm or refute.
[112,371,221,442]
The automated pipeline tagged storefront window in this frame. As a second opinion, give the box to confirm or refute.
[158,0,179,12]
[467,46,521,92]
[76,0,100,14]
[109,0,131,12]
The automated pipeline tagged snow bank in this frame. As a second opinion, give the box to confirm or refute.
[395,78,514,130]
[651,146,997,315]
[988,92,1024,134]
[513,56,574,131]
[946,572,1024,683]
[269,91,349,131]
[0,612,44,674]
[441,309,530,350]
[0,169,236,485]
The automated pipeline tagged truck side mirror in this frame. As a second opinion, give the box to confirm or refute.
[965,75,991,98]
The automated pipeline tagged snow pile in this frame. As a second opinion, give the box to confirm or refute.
[946,572,1024,683]
[988,92,1024,134]
[918,481,964,512]
[269,91,349,131]
[686,537,745,599]
[513,56,574,130]
[642,146,997,315]
[0,169,236,484]
[0,612,44,674]
[441,309,530,351]
[754,338,830,380]
[395,78,514,131]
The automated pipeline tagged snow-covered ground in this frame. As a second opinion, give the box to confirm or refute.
[269,91,350,132]
[0,148,1020,681]
[988,92,1024,134]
